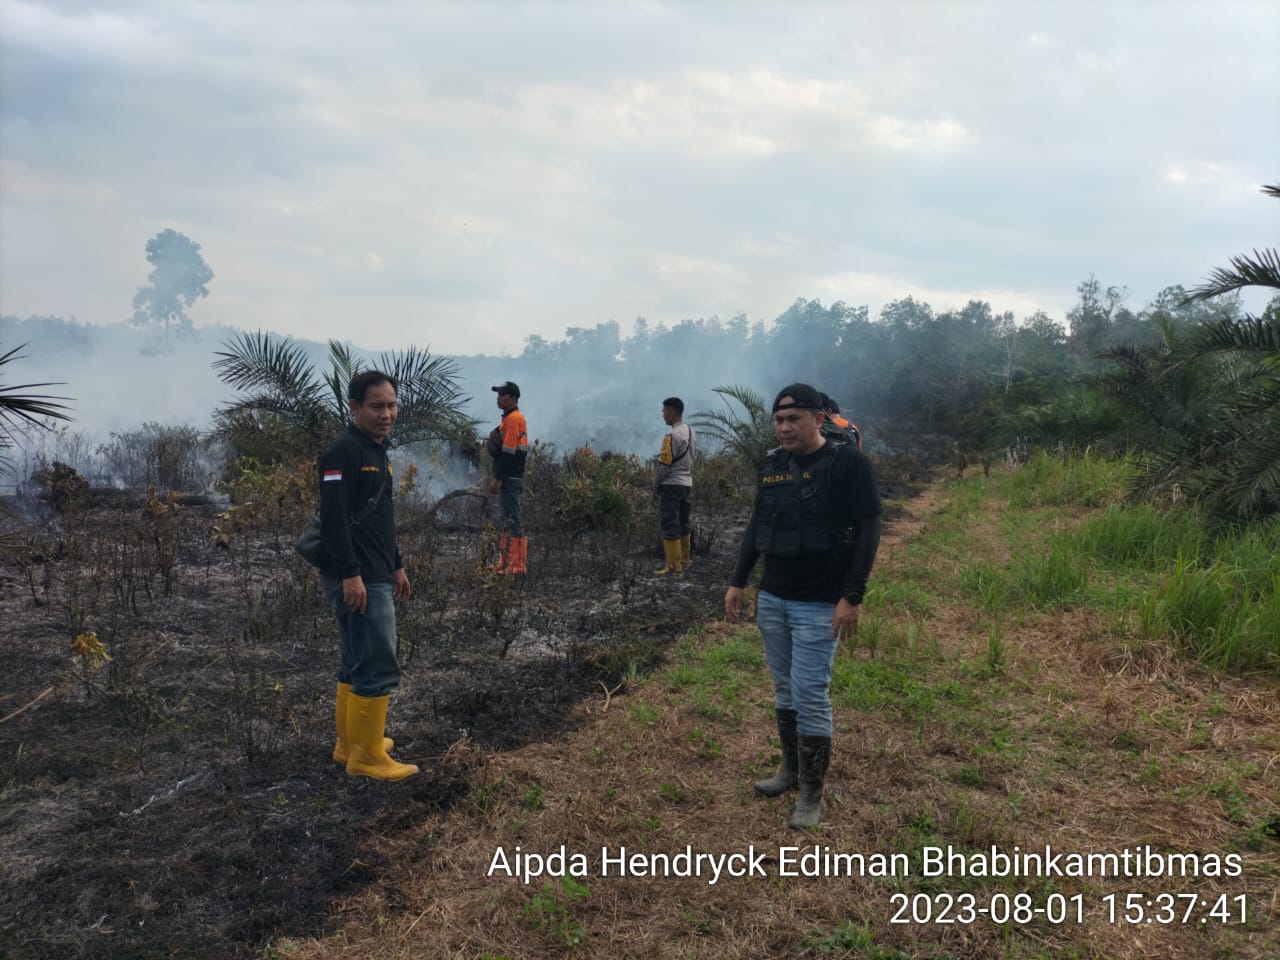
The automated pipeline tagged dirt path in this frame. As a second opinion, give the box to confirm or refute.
[272,475,1279,960]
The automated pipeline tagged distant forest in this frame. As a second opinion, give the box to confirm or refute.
[467,276,1262,457]
[0,276,1266,460]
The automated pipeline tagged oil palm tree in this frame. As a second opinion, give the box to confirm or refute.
[1103,185,1280,518]
[213,332,475,459]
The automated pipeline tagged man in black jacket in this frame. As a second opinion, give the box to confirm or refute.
[318,370,417,781]
[724,383,881,828]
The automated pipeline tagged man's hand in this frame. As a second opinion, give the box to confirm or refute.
[342,575,368,614]
[489,478,501,495]
[724,586,745,623]
[832,598,861,640]
[393,567,411,602]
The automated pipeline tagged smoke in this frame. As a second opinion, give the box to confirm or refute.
[2,309,825,481]
[1,315,241,439]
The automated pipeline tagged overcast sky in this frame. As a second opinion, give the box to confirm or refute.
[2,0,1277,357]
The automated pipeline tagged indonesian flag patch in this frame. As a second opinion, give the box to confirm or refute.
[322,469,342,482]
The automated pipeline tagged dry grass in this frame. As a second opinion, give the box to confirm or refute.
[275,476,1279,960]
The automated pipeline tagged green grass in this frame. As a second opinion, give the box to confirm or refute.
[958,560,1010,615]
[1067,502,1206,567]
[1014,541,1089,607]
[1003,450,1132,508]
[666,629,764,721]
[1138,557,1280,670]
[969,454,1280,673]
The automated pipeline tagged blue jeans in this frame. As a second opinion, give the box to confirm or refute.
[498,477,525,537]
[325,578,400,697]
[755,590,839,736]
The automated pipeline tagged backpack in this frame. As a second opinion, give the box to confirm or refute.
[820,418,862,451]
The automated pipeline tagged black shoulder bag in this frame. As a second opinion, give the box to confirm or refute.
[296,468,388,567]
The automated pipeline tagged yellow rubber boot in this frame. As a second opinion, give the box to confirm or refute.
[654,539,683,575]
[679,534,692,569]
[333,682,392,764]
[345,693,419,781]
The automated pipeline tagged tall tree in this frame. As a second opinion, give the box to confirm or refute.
[1066,276,1129,364]
[131,229,214,348]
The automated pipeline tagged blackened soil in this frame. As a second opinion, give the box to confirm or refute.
[0,501,745,960]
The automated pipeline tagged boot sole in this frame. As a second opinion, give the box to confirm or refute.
[752,779,798,797]
[788,800,825,829]
[346,764,420,782]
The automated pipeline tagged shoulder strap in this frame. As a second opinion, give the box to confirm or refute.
[669,426,693,465]
[351,463,388,527]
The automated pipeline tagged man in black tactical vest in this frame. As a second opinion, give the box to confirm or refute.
[724,383,882,828]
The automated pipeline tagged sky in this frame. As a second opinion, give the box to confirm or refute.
[2,0,1278,358]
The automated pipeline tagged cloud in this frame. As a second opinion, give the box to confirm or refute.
[0,158,117,204]
[1,0,1277,357]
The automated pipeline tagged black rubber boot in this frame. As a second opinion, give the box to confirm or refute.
[752,708,799,797]
[788,734,831,829]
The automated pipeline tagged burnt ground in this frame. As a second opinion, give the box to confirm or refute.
[0,476,913,960]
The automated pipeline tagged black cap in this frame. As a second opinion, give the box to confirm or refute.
[491,381,520,398]
[772,382,824,413]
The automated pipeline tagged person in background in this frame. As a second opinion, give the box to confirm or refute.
[487,381,528,574]
[819,392,862,450]
[725,383,881,828]
[653,396,696,574]
[318,370,418,782]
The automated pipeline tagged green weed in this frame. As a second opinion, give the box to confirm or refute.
[520,784,545,811]
[521,877,590,947]
[1003,450,1130,508]
[1015,542,1088,607]
[803,919,913,957]
[957,560,1009,615]
[628,702,661,727]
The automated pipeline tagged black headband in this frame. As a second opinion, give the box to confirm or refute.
[773,399,820,411]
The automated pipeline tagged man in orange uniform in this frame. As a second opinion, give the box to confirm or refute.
[488,381,529,573]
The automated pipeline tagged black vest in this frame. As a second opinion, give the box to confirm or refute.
[753,443,853,557]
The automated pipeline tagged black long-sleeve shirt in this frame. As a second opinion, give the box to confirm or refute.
[731,443,881,604]
[317,425,403,582]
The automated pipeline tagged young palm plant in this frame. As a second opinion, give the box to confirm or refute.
[688,385,775,471]
[0,343,74,477]
[213,332,476,459]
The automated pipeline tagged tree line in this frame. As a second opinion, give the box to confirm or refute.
[5,188,1277,521]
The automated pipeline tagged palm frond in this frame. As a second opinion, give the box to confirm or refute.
[213,331,325,401]
[216,395,329,440]
[1215,428,1280,517]
[1187,248,1280,301]
[689,385,774,469]
[0,343,74,430]
[323,341,365,423]
[379,347,474,444]
[1185,314,1280,355]
[213,333,474,456]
